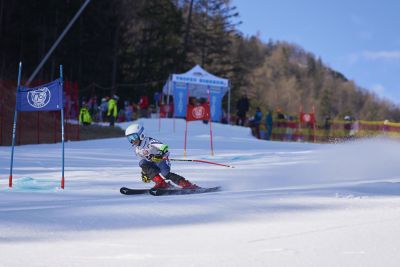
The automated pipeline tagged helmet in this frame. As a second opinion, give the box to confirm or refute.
[125,124,145,144]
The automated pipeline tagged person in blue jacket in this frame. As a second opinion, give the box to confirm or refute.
[265,109,273,140]
[249,107,262,139]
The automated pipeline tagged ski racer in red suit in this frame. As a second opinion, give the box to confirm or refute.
[125,124,199,189]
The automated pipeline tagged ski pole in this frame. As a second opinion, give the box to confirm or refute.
[165,158,235,168]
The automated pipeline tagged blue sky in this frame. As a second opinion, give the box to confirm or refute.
[232,0,400,104]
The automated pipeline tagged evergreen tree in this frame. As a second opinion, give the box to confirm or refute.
[1,0,399,122]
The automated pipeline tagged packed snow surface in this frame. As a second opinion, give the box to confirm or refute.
[1,118,400,267]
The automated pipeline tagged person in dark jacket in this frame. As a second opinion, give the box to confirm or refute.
[236,94,249,126]
[323,116,331,141]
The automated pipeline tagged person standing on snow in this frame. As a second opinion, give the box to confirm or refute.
[99,97,109,122]
[236,94,249,126]
[79,103,92,126]
[125,124,199,189]
[249,107,262,139]
[107,95,118,127]
[265,109,273,140]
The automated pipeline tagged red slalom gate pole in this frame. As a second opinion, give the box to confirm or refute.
[184,83,190,158]
[207,88,214,156]
[165,158,235,168]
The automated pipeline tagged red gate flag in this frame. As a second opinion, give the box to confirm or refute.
[300,112,315,124]
[186,103,210,121]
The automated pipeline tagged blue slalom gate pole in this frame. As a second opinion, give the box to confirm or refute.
[9,62,22,188]
[60,65,65,189]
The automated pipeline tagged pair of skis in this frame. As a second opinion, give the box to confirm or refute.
[120,157,229,196]
[120,186,221,196]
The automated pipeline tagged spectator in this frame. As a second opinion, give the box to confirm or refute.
[275,108,286,141]
[107,95,119,127]
[323,116,331,141]
[132,102,139,120]
[276,108,285,120]
[87,95,98,119]
[199,97,209,124]
[154,92,161,107]
[236,94,249,126]
[160,102,173,118]
[117,108,126,122]
[138,95,149,118]
[98,97,109,122]
[124,100,133,122]
[79,103,92,126]
[276,108,286,125]
[344,115,352,138]
[265,109,273,140]
[350,118,359,137]
[285,116,294,141]
[188,96,197,106]
[249,107,262,139]
[64,93,73,119]
[221,109,228,124]
[383,120,390,134]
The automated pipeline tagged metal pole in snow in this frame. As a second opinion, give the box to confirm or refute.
[60,65,65,189]
[9,62,22,188]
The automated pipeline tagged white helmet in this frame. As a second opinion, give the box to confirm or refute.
[125,124,145,144]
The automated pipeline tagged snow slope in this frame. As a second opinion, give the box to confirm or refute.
[1,118,400,267]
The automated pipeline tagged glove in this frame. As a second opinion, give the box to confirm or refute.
[160,144,169,154]
[150,154,163,163]
[141,171,151,183]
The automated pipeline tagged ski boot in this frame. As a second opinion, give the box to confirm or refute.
[178,178,200,189]
[151,174,173,189]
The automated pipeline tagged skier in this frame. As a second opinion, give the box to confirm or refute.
[125,123,199,190]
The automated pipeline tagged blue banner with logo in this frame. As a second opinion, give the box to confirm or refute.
[172,82,188,117]
[209,89,222,121]
[16,79,63,112]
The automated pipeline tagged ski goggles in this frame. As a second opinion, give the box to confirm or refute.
[127,133,140,143]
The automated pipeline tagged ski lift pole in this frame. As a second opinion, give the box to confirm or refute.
[165,158,235,168]
[26,0,91,85]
